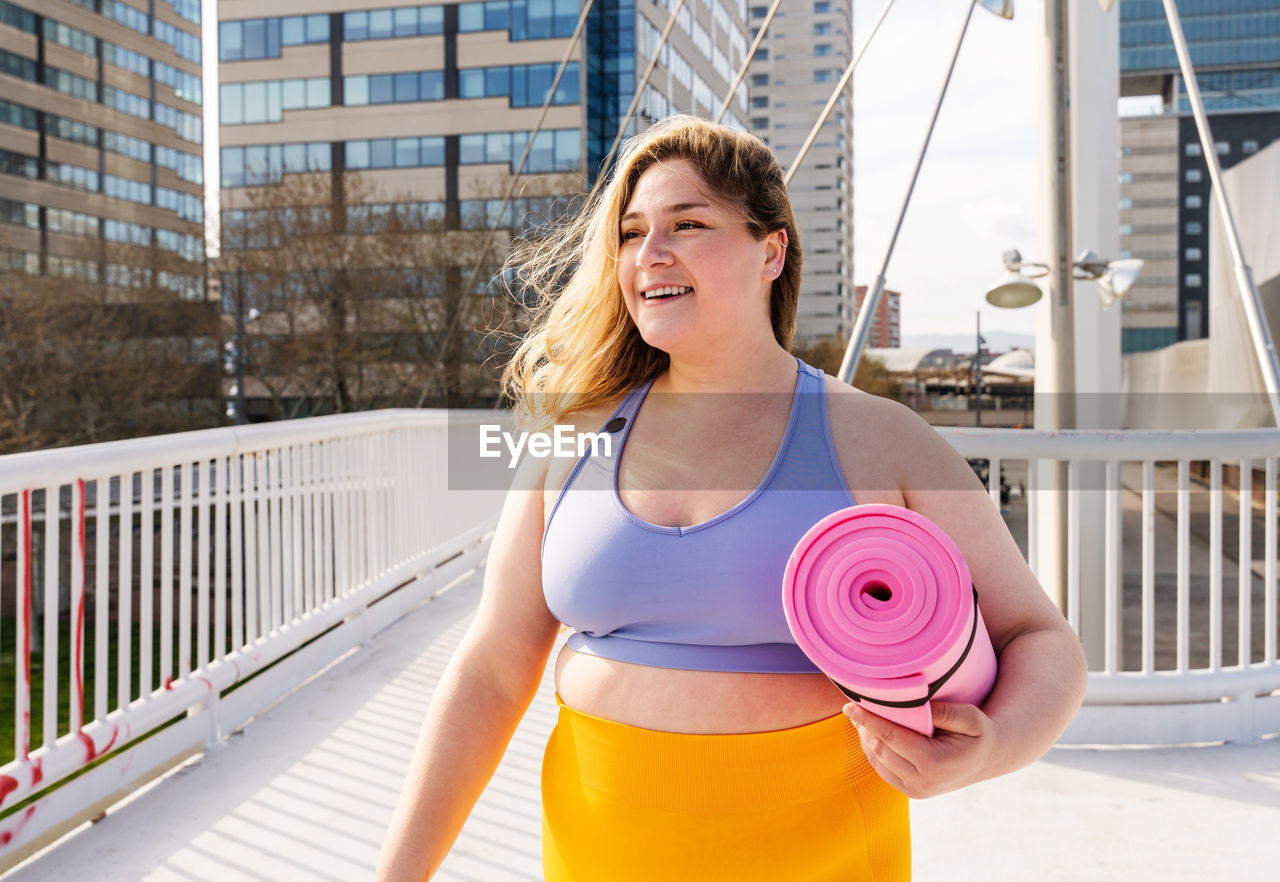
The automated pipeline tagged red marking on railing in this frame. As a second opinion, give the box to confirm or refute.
[19,490,31,760]
[74,480,86,730]
[0,776,17,806]
[195,676,213,691]
[30,758,42,787]
[163,676,174,690]
[78,725,119,763]
[0,806,37,848]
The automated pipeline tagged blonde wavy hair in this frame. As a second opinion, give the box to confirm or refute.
[501,116,802,430]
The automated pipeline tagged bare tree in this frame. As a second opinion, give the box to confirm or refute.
[0,245,221,454]
[792,337,901,401]
[218,171,532,418]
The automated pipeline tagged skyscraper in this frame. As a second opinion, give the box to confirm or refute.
[0,0,205,297]
[746,0,854,347]
[1118,0,1280,353]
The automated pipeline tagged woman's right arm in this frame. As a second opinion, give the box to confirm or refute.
[375,452,562,881]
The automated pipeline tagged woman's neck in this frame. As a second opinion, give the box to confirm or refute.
[657,345,798,396]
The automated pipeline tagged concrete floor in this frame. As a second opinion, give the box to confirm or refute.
[6,565,1277,882]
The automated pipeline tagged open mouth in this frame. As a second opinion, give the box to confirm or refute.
[642,285,693,301]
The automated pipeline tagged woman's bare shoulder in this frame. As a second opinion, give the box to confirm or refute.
[821,372,933,443]
[818,371,947,503]
[541,395,628,496]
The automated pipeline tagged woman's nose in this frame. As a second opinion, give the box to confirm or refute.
[635,230,674,268]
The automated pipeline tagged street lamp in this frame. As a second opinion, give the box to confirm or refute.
[985,248,1143,311]
[224,267,261,425]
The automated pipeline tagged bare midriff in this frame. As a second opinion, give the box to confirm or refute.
[553,644,849,735]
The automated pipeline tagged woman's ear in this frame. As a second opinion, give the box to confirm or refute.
[763,228,788,278]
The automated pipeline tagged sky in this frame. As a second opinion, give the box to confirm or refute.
[200,0,1064,342]
[849,0,1042,342]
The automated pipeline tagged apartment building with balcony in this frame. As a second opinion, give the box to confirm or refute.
[745,0,853,347]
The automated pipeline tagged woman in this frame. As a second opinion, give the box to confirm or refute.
[376,117,1087,881]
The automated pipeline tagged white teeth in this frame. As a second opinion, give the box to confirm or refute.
[643,285,693,300]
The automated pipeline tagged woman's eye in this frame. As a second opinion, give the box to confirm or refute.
[620,230,642,242]
[674,220,700,231]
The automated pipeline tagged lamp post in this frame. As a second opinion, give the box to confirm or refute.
[974,311,984,427]
[225,267,260,425]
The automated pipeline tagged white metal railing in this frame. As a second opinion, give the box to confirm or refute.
[0,418,1277,864]
[942,427,1280,745]
[0,411,502,865]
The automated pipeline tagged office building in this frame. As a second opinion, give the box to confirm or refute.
[853,283,898,349]
[746,0,854,347]
[217,0,753,411]
[1118,0,1280,353]
[0,0,205,298]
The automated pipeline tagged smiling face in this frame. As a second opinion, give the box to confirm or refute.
[615,159,785,358]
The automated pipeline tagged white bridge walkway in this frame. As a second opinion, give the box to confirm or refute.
[5,566,1276,882]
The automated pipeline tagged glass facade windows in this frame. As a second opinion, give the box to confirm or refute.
[343,6,443,40]
[48,162,99,193]
[155,61,204,104]
[457,0,581,40]
[155,102,204,142]
[43,19,98,57]
[52,114,100,149]
[1185,274,1202,287]
[457,128,580,173]
[0,1,35,34]
[156,145,203,184]
[0,98,38,132]
[222,79,331,124]
[103,42,151,78]
[104,86,151,120]
[104,2,149,37]
[156,186,203,222]
[104,173,149,204]
[457,62,579,107]
[1186,221,1202,234]
[1122,327,1177,353]
[153,19,202,63]
[220,15,330,61]
[222,142,331,187]
[1185,247,1202,261]
[45,66,97,101]
[1185,168,1202,182]
[1185,141,1201,156]
[102,216,149,246]
[345,71,445,105]
[1185,194,1202,209]
[0,197,40,230]
[345,136,446,170]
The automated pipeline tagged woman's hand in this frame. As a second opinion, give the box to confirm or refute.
[843,701,1002,799]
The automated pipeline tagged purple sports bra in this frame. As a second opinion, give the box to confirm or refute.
[540,358,858,673]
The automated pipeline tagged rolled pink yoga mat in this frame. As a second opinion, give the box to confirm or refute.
[782,504,997,736]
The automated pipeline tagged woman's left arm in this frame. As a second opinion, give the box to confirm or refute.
[840,401,1087,798]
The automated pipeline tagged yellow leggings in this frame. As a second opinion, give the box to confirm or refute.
[541,698,910,881]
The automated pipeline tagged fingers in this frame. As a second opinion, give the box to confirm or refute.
[929,701,987,737]
[844,704,921,783]
[844,701,994,799]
